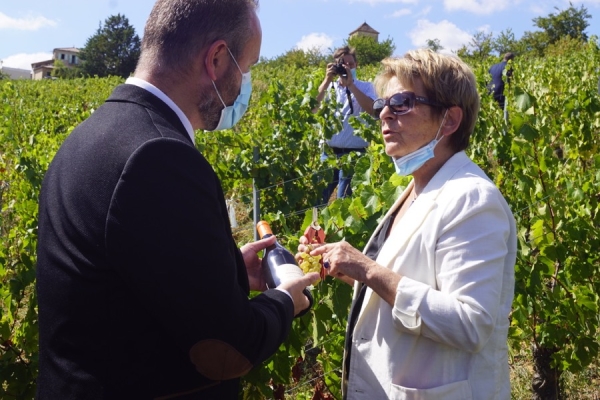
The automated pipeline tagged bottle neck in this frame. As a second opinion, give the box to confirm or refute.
[262,233,277,250]
[256,221,274,240]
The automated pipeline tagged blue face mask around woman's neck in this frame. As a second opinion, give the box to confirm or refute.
[393,109,448,176]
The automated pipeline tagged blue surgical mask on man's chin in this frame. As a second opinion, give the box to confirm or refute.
[208,47,252,131]
[350,68,357,81]
[393,110,448,176]
[210,71,251,131]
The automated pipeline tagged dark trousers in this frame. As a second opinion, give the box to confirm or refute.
[321,147,365,205]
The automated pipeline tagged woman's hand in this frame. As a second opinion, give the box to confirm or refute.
[312,241,403,306]
[308,240,373,285]
[295,235,326,262]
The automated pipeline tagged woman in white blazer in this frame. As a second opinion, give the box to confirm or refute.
[304,49,517,400]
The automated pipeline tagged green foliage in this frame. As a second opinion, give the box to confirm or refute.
[544,35,589,58]
[51,60,81,79]
[518,30,552,57]
[344,35,395,66]
[0,77,121,398]
[532,3,590,43]
[492,29,518,57]
[470,31,494,60]
[1,38,600,399]
[460,3,591,61]
[78,14,141,78]
[472,39,600,392]
[456,31,494,63]
[259,48,329,70]
[425,38,444,53]
[518,3,591,56]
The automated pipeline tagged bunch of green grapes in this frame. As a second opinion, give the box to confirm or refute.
[299,245,322,285]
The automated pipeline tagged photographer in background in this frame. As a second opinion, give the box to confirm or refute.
[314,46,376,205]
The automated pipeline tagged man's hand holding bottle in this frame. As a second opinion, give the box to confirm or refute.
[246,221,318,317]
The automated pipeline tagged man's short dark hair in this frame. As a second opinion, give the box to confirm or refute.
[333,46,357,63]
[140,0,259,74]
[503,52,515,61]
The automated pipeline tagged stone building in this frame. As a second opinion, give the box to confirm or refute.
[349,22,379,42]
[31,47,80,80]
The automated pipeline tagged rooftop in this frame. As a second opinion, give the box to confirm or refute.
[54,47,80,53]
[349,22,379,36]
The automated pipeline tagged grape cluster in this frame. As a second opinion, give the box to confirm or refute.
[299,245,323,285]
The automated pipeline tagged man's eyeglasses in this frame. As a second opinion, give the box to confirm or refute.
[372,91,443,119]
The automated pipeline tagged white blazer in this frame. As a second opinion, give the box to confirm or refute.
[344,151,517,400]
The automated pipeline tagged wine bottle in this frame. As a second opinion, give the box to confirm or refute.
[256,221,313,317]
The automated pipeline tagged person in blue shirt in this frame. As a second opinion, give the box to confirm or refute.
[488,52,515,109]
[314,46,377,204]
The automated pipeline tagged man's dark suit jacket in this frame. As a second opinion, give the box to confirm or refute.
[488,60,510,108]
[36,84,294,399]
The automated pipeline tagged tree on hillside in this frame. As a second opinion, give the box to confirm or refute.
[519,3,590,56]
[492,29,518,57]
[533,3,590,43]
[51,60,82,79]
[345,35,395,65]
[470,31,494,60]
[78,14,141,78]
[517,30,548,56]
[260,47,329,70]
[426,39,444,53]
[455,31,493,62]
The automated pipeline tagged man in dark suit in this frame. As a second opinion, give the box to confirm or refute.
[35,0,318,398]
[488,52,515,109]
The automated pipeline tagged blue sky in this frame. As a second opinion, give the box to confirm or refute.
[2,0,600,71]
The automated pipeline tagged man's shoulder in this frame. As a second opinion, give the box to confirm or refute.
[354,79,376,97]
[490,61,506,72]
[354,78,374,88]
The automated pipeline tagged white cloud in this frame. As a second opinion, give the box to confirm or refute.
[529,4,546,15]
[0,12,57,31]
[477,24,492,33]
[409,19,473,53]
[1,52,53,70]
[443,0,514,15]
[416,5,432,17]
[387,8,412,18]
[295,33,334,54]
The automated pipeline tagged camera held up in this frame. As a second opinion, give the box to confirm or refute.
[333,59,347,77]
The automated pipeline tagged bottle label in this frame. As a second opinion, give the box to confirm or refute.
[269,263,305,287]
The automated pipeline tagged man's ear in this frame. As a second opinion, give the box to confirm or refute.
[204,40,228,81]
[441,106,463,137]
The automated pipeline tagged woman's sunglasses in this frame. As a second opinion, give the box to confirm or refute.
[372,91,443,119]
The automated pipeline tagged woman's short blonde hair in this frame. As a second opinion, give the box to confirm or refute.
[374,49,480,152]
